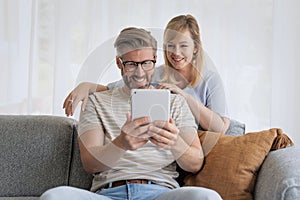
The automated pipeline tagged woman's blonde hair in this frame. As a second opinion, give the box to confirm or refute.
[162,14,204,88]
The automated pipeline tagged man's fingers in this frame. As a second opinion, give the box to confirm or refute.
[122,116,151,138]
[149,125,174,140]
[132,117,151,127]
[152,120,178,133]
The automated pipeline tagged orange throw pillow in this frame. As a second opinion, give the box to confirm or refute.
[184,129,279,200]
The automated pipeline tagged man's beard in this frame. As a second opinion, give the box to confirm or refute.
[123,74,152,90]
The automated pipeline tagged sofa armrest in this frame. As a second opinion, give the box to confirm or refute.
[254,146,300,200]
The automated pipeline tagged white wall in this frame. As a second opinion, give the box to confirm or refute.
[271,0,300,145]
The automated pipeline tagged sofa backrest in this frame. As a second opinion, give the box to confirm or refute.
[0,115,92,197]
[69,122,93,189]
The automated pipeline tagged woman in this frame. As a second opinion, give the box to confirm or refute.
[64,14,231,133]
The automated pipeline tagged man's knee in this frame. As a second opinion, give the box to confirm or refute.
[40,186,74,200]
[181,187,222,200]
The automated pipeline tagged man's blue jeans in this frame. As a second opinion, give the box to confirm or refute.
[40,183,222,200]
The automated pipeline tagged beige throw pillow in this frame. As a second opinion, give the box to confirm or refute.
[184,129,283,200]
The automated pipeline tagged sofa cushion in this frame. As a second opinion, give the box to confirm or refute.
[0,115,74,197]
[0,197,38,200]
[225,119,245,136]
[184,129,281,200]
[69,123,93,189]
[255,146,300,200]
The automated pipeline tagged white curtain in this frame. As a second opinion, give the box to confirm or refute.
[1,0,299,145]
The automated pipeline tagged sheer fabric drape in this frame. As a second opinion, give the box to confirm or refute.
[1,0,299,144]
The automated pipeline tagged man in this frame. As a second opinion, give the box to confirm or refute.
[41,27,222,200]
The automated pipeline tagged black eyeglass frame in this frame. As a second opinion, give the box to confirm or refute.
[119,58,156,72]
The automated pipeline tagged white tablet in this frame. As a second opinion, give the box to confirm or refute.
[131,89,170,121]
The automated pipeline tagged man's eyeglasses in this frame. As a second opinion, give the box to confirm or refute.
[120,59,156,72]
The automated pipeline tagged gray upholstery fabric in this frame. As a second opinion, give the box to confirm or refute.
[255,146,300,200]
[0,115,91,198]
[225,119,246,136]
[0,198,38,200]
[1,115,300,199]
[69,124,93,189]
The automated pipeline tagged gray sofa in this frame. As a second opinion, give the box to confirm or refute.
[0,115,299,200]
[0,115,92,200]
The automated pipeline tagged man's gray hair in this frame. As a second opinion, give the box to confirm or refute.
[114,27,157,57]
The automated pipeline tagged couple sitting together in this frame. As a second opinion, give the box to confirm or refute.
[41,14,237,200]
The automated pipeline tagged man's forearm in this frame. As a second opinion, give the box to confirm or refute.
[79,140,125,174]
[172,135,204,173]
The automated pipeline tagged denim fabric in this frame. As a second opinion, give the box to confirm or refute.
[40,186,110,200]
[40,184,222,200]
[98,184,170,200]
